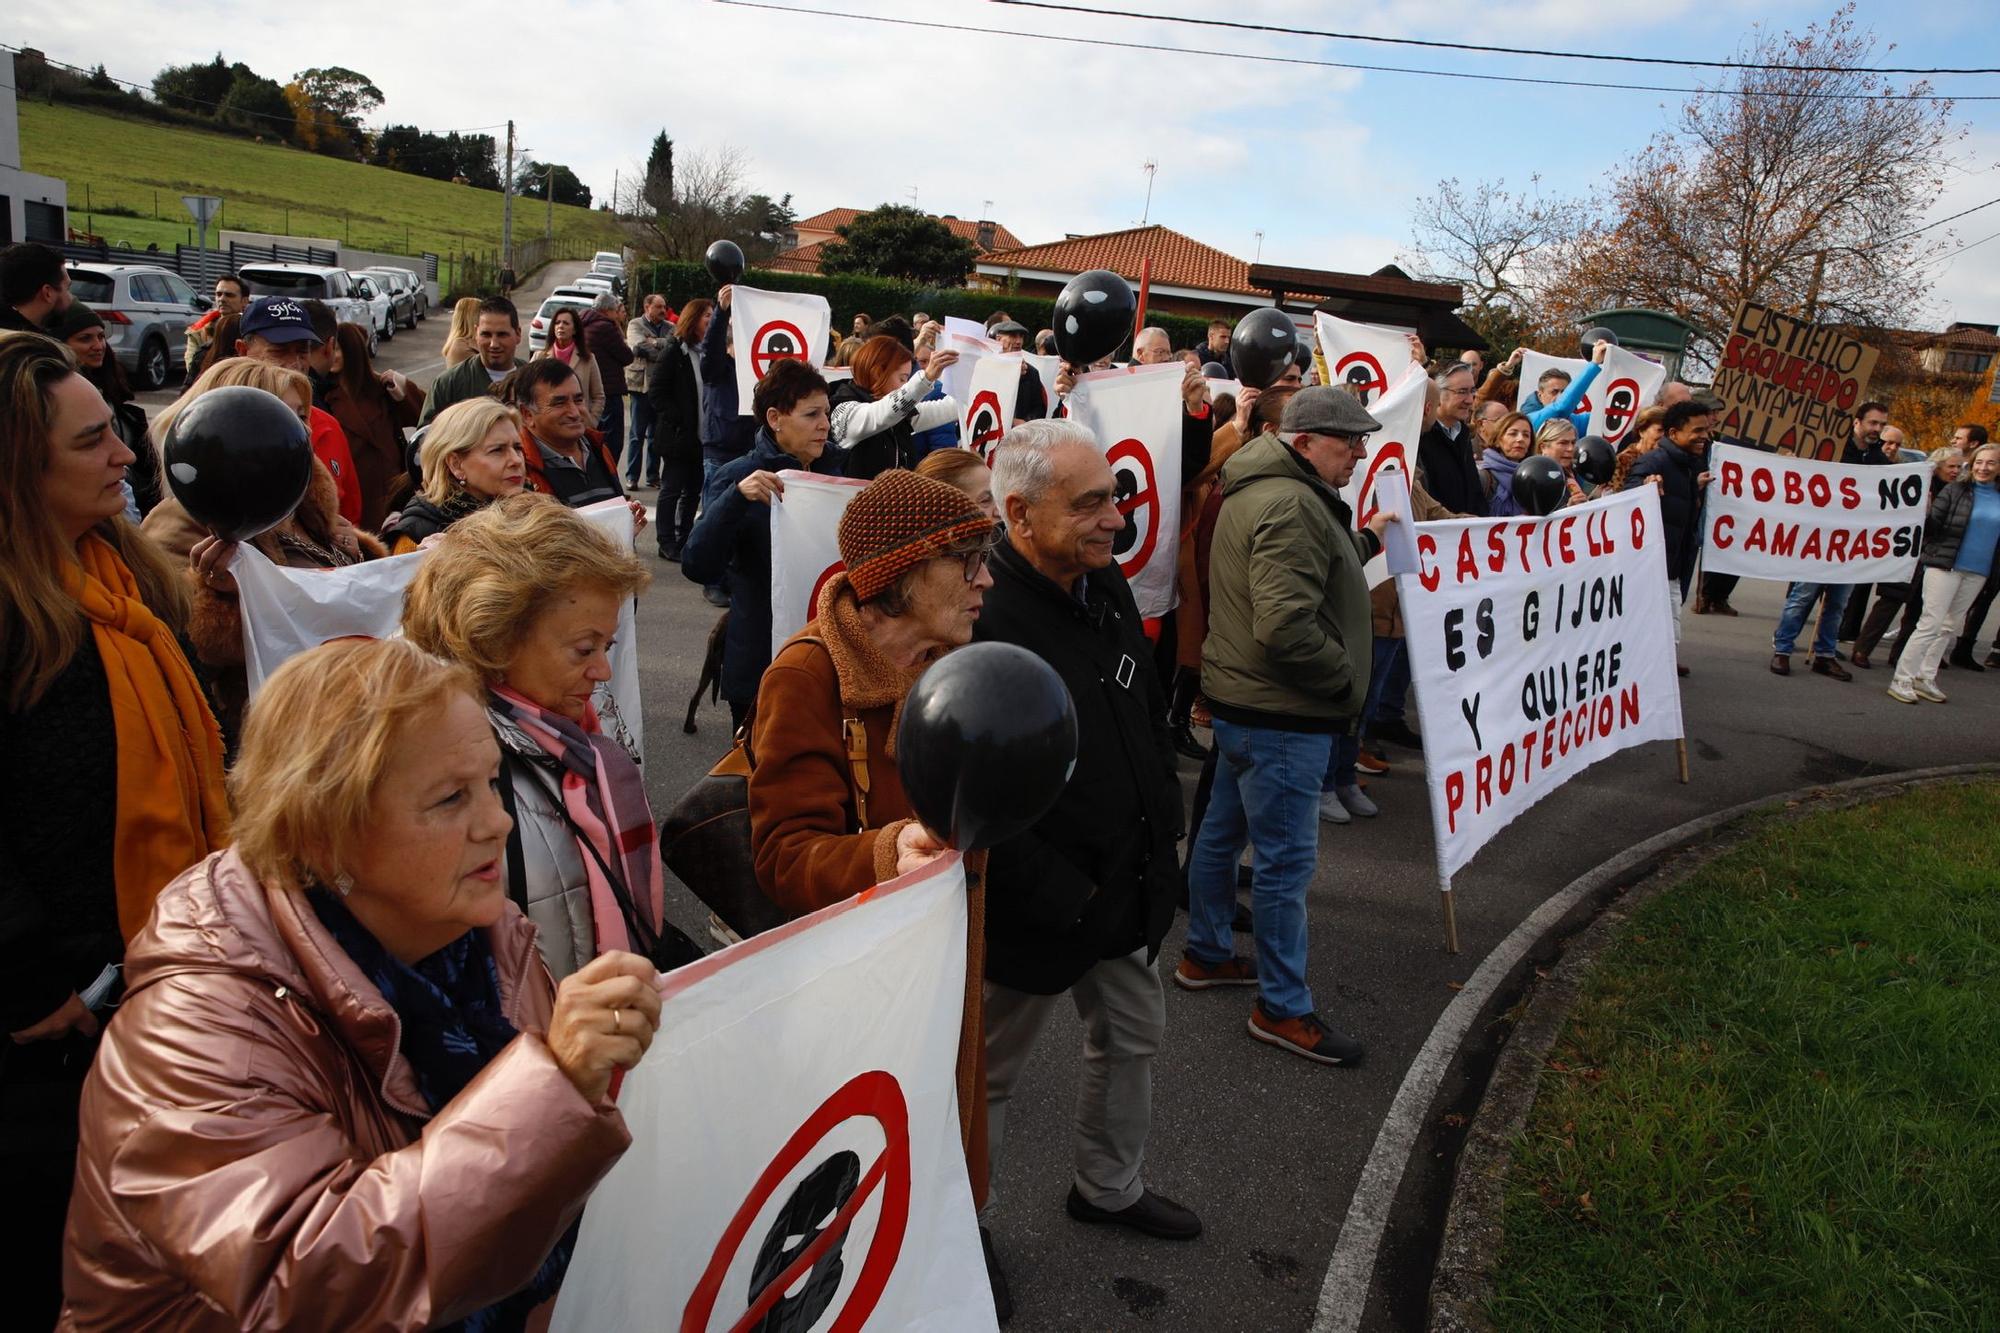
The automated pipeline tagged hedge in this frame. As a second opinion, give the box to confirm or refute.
[631,260,1217,356]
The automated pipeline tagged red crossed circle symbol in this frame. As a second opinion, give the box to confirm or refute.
[750,320,809,380]
[966,389,1005,458]
[684,1070,911,1333]
[1107,438,1160,578]
[1600,376,1641,443]
[1334,351,1388,402]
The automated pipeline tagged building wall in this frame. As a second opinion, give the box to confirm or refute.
[0,55,68,245]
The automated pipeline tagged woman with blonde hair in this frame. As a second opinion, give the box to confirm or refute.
[1534,416,1589,506]
[0,332,228,1324]
[384,397,527,552]
[404,494,695,977]
[440,295,482,367]
[63,637,661,1328]
[914,445,999,520]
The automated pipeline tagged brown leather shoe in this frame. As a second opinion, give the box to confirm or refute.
[1770,653,1791,676]
[1811,656,1853,681]
[1850,650,1873,670]
[1693,594,1711,614]
[1712,602,1739,617]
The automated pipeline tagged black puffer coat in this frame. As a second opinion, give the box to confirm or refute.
[1621,441,1706,582]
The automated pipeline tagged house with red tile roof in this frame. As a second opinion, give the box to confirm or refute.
[772,208,1025,272]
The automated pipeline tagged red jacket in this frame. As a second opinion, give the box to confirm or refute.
[520,423,623,503]
[309,406,362,526]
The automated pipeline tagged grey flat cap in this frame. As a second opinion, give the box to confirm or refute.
[1279,385,1383,437]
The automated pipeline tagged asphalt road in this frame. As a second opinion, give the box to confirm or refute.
[156,263,2000,1329]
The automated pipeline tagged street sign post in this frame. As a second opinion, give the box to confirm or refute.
[182,195,223,292]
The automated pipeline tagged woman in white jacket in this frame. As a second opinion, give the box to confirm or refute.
[827,332,961,479]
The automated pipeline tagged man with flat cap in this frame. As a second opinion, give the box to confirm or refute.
[1176,385,1394,1068]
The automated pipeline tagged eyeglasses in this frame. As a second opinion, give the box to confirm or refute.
[955,529,1003,582]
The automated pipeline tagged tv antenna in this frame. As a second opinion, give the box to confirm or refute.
[1140,159,1158,223]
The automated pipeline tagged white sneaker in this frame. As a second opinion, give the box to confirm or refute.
[1913,680,1948,703]
[1317,792,1351,824]
[1334,783,1379,817]
[1886,682,1920,704]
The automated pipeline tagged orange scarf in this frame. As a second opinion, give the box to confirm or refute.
[64,534,231,940]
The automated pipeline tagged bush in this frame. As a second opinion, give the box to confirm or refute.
[631,260,1217,355]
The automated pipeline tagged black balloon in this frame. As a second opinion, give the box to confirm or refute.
[162,386,313,542]
[1579,325,1619,358]
[1514,455,1569,516]
[1574,434,1617,488]
[1230,309,1299,389]
[705,239,745,285]
[1052,269,1136,366]
[1201,360,1230,379]
[896,642,1079,852]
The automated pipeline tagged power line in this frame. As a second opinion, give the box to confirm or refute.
[989,0,2000,77]
[1879,194,2000,246]
[708,2,1998,101]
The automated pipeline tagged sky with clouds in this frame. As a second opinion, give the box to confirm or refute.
[21,0,2000,326]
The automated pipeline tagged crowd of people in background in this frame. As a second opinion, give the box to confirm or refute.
[4,231,1999,1327]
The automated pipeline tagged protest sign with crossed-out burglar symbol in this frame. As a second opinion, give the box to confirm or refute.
[751,321,809,380]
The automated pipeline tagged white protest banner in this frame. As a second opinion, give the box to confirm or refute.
[1702,441,1929,584]
[1585,344,1667,446]
[552,855,996,1333]
[937,317,998,405]
[769,470,867,653]
[1315,311,1411,407]
[1065,362,1183,616]
[1339,362,1428,589]
[1517,350,1591,417]
[234,499,644,752]
[960,352,1023,459]
[730,285,831,407]
[1400,486,1683,885]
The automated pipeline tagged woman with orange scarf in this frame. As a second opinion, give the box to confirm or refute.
[0,331,230,1324]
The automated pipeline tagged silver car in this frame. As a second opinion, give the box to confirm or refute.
[356,268,418,330]
[238,263,378,354]
[67,262,204,391]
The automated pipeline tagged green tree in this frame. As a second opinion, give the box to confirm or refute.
[153,54,234,114]
[642,130,674,216]
[218,69,294,137]
[290,66,383,154]
[818,206,975,286]
[518,161,592,208]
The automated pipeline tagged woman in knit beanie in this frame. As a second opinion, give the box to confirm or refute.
[746,467,1000,1206]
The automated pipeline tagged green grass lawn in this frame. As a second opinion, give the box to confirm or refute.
[1490,781,2000,1331]
[19,101,624,283]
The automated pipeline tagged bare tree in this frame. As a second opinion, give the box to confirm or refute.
[628,144,755,262]
[1538,5,1971,350]
[1400,177,1590,352]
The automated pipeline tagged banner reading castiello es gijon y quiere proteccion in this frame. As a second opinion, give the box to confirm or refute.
[1397,487,1685,884]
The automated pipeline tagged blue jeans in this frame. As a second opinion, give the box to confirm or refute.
[1186,719,1331,1020]
[1324,734,1358,790]
[1773,582,1853,658]
[1369,636,1412,727]
[627,394,658,482]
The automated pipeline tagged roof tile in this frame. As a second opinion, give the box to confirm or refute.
[976,225,1254,295]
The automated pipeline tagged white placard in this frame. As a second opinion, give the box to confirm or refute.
[768,470,867,654]
[1315,311,1411,408]
[960,352,1023,459]
[233,499,643,752]
[1064,362,1184,617]
[1400,487,1684,884]
[552,855,996,1333]
[1339,363,1428,589]
[1701,441,1929,584]
[1585,343,1666,446]
[730,285,832,407]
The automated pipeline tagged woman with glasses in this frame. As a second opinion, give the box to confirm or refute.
[745,469,997,1207]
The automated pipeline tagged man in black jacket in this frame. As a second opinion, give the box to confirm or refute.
[1416,361,1489,516]
[1620,398,1711,675]
[0,242,73,332]
[975,419,1201,1294]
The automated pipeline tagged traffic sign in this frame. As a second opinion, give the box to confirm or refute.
[182,195,223,229]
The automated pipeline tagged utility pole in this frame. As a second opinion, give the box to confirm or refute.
[546,162,555,239]
[612,169,620,218]
[502,119,516,271]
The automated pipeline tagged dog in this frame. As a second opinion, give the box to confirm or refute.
[684,609,729,733]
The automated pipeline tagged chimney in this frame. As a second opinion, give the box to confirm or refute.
[977,220,996,251]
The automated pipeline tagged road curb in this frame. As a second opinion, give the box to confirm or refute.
[1425,763,2000,1332]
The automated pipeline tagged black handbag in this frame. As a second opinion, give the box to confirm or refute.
[659,637,872,940]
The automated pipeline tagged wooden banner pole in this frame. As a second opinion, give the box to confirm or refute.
[1676,737,1690,784]
[1439,869,1460,954]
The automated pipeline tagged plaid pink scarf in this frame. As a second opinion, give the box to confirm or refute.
[490,685,664,958]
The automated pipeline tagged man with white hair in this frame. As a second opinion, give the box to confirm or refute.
[973,420,1203,1314]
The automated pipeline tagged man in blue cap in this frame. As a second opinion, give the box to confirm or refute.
[234,296,361,524]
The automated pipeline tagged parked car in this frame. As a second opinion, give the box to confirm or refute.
[238,263,378,353]
[550,283,613,307]
[349,273,399,343]
[591,251,624,272]
[356,268,418,329]
[527,294,596,354]
[67,262,205,391]
[388,266,431,320]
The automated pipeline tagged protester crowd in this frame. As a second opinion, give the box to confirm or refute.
[5,232,1998,1328]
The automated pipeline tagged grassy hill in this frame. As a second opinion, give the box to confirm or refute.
[18,101,625,289]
